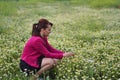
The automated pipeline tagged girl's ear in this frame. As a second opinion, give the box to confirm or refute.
[41,28,44,32]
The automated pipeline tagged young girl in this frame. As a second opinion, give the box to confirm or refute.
[20,18,74,80]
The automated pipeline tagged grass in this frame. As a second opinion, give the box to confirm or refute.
[0,0,120,80]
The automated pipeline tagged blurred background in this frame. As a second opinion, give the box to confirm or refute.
[0,0,120,80]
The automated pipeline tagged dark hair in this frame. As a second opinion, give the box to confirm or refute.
[32,18,53,36]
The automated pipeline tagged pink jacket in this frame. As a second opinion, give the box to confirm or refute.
[20,36,64,68]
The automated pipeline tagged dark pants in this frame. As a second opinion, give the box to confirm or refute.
[19,56,45,76]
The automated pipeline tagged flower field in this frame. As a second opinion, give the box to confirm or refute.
[0,0,120,80]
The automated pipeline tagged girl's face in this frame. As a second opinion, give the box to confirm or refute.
[42,24,52,37]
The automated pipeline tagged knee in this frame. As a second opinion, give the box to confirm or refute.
[48,59,58,66]
[53,59,58,65]
[47,59,54,66]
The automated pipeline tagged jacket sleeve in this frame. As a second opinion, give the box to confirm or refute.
[33,38,63,59]
[45,37,64,54]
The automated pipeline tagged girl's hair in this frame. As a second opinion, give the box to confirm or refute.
[32,18,53,36]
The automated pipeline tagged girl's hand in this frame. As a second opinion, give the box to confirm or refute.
[63,52,74,57]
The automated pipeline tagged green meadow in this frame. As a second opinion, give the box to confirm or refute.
[0,0,120,80]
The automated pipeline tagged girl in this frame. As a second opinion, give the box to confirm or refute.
[20,18,74,80]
